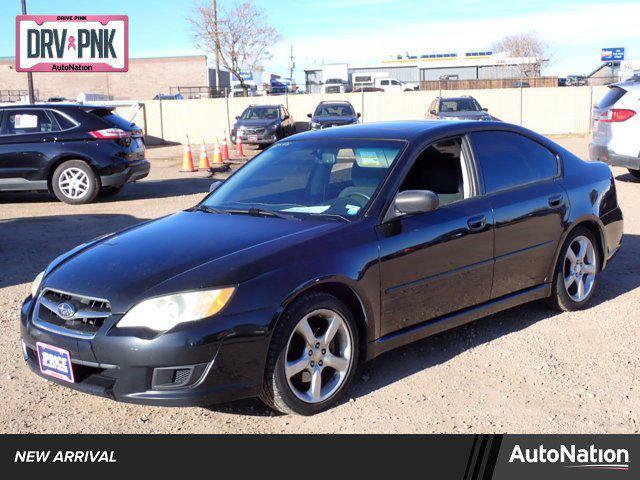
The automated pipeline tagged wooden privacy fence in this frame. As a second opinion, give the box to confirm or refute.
[420,77,559,91]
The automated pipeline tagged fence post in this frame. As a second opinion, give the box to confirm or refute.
[158,96,164,142]
[519,81,523,126]
[225,88,231,136]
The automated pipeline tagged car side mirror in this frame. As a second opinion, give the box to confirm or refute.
[235,116,240,120]
[209,180,223,192]
[482,108,488,112]
[394,190,439,216]
[307,113,312,118]
[357,113,361,118]
[283,115,289,120]
[429,109,437,115]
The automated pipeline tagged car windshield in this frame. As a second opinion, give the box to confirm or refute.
[240,107,279,120]
[314,104,355,117]
[202,139,404,220]
[440,99,481,112]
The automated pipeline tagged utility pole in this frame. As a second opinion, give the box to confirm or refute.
[289,44,295,88]
[21,0,35,103]
[213,0,221,94]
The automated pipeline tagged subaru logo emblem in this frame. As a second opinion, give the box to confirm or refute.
[57,302,76,320]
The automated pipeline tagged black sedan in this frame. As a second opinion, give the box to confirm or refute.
[21,121,623,415]
[307,101,360,130]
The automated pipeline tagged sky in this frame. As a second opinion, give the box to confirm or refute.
[2,0,639,84]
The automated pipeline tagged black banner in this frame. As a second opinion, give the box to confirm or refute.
[1,434,637,479]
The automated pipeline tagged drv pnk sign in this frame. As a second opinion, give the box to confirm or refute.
[16,15,128,72]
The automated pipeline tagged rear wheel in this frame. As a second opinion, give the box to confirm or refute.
[628,169,640,180]
[51,160,100,205]
[260,292,359,415]
[548,227,601,311]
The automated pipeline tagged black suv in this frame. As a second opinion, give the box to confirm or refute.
[307,101,360,130]
[0,104,149,204]
[230,104,295,146]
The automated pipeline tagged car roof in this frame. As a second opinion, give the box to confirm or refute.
[289,120,519,142]
[0,103,113,111]
[439,96,476,101]
[318,100,353,105]
[247,104,283,108]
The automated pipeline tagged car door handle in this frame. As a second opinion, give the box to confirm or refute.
[548,194,564,208]
[467,215,487,232]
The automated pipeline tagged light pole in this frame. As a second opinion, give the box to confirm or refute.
[21,0,35,103]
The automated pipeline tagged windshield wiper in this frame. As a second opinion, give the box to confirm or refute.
[193,205,224,214]
[226,208,299,221]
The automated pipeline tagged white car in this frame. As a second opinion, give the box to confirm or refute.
[589,78,640,178]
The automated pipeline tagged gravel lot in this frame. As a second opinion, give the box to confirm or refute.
[1,136,638,434]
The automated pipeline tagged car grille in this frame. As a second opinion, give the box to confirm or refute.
[241,127,266,135]
[33,288,111,339]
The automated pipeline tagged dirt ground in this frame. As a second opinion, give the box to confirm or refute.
[1,136,638,434]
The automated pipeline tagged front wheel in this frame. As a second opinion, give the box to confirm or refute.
[548,227,601,311]
[51,160,100,205]
[260,292,359,415]
[628,169,640,180]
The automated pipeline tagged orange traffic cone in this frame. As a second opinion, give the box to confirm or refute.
[198,141,211,169]
[221,135,230,162]
[212,138,222,165]
[180,136,196,172]
[235,136,244,157]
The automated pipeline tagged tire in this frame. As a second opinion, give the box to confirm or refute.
[628,169,640,180]
[548,226,601,312]
[51,160,100,205]
[260,292,359,415]
[99,185,125,197]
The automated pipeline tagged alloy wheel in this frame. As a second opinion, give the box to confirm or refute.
[563,235,597,302]
[284,309,353,403]
[58,167,90,199]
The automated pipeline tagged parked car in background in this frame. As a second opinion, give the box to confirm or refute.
[377,78,420,92]
[589,78,640,178]
[0,104,148,204]
[323,78,351,94]
[566,75,587,87]
[307,101,360,130]
[153,93,184,100]
[512,81,531,88]
[427,96,492,121]
[230,104,295,146]
[22,120,623,415]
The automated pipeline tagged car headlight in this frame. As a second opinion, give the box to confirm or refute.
[310,122,321,129]
[117,287,235,332]
[31,271,45,298]
[266,124,278,131]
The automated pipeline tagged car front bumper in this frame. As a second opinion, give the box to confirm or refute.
[231,131,278,145]
[100,160,151,187]
[20,295,271,407]
[589,143,640,170]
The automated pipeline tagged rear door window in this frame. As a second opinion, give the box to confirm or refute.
[471,131,559,194]
[1,109,59,135]
[598,87,627,109]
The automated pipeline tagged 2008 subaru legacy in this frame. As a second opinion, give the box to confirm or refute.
[21,121,623,415]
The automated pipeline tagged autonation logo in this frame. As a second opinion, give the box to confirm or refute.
[509,444,630,471]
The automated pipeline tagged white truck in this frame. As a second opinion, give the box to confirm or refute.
[322,64,349,94]
[352,72,419,92]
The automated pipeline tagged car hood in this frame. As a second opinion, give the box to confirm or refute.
[313,116,357,125]
[440,111,490,120]
[234,119,279,128]
[42,211,337,313]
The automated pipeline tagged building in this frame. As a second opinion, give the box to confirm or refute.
[0,55,221,101]
[305,51,547,93]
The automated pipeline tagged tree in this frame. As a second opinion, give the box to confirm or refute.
[190,1,281,94]
[491,32,550,77]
